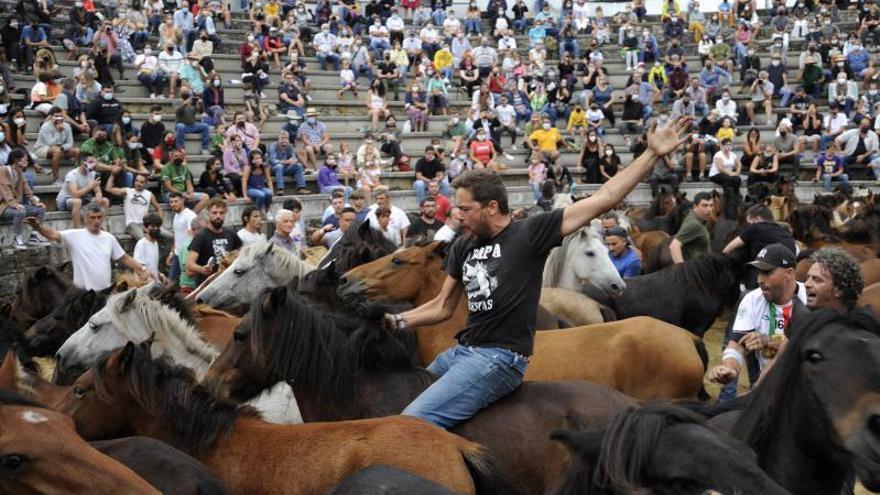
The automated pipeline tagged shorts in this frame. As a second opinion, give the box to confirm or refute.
[57,195,93,211]
[34,146,52,159]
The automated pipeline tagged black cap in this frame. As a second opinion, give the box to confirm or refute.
[605,226,628,239]
[748,243,796,271]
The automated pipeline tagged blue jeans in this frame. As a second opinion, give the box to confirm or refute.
[402,345,528,429]
[320,184,352,200]
[370,39,391,59]
[464,19,481,35]
[273,163,305,189]
[317,52,341,71]
[822,172,848,191]
[168,254,181,286]
[1,202,45,236]
[413,177,450,204]
[248,187,273,209]
[175,122,211,151]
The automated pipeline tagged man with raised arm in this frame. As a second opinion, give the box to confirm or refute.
[383,117,692,429]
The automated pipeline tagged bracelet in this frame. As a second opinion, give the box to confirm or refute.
[393,313,406,331]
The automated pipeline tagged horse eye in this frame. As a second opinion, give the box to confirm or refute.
[233,268,247,276]
[586,251,595,257]
[233,331,246,342]
[89,321,99,332]
[0,454,26,471]
[805,350,825,363]
[391,257,403,266]
[74,385,87,399]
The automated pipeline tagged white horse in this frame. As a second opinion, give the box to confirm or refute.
[56,289,302,424]
[196,240,315,312]
[542,225,626,295]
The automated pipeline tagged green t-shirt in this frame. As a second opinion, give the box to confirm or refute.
[79,139,125,165]
[675,212,710,261]
[161,161,194,195]
[179,237,196,289]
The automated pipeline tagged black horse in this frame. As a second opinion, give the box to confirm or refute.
[328,465,459,495]
[204,286,638,495]
[633,200,692,235]
[583,253,744,337]
[23,288,111,357]
[550,404,788,495]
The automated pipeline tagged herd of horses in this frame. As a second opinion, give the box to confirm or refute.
[1,186,880,494]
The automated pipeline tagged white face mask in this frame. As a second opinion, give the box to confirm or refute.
[152,114,162,122]
[588,135,597,142]
[771,60,780,66]
[13,118,25,126]
[604,149,613,156]
[122,116,131,124]
[144,48,153,55]
[247,35,255,42]
[542,123,551,130]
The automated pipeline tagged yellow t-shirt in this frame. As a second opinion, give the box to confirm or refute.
[264,2,280,16]
[434,50,453,70]
[716,127,736,141]
[567,109,587,130]
[529,128,562,151]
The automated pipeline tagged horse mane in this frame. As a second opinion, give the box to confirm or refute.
[0,388,45,408]
[239,240,314,281]
[322,220,398,274]
[250,288,426,414]
[552,404,708,495]
[108,291,218,367]
[666,254,740,298]
[734,307,880,461]
[94,343,259,456]
[153,288,199,328]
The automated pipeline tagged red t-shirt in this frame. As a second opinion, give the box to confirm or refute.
[470,140,495,164]
[434,194,451,222]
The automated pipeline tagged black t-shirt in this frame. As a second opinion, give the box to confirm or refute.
[189,227,243,284]
[445,209,564,356]
[739,221,797,289]
[791,95,814,113]
[408,216,441,240]
[415,158,445,180]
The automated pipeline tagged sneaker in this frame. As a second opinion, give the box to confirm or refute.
[276,188,285,196]
[296,188,312,195]
[150,93,157,99]
[12,236,26,250]
[52,179,64,187]
[27,233,48,246]
[504,153,514,160]
[510,145,517,151]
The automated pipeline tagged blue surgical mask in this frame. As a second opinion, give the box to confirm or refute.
[0,131,4,142]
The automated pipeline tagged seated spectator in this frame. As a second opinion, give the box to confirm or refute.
[198,156,236,201]
[528,115,569,164]
[86,86,123,136]
[815,146,849,192]
[161,148,208,212]
[174,87,211,153]
[745,71,774,126]
[605,226,641,278]
[0,150,47,249]
[242,151,274,219]
[469,128,505,171]
[600,144,621,183]
[202,74,225,126]
[35,107,79,186]
[748,144,780,185]
[835,120,879,174]
[237,205,265,246]
[318,155,352,199]
[80,126,131,189]
[134,46,167,100]
[406,197,441,242]
[821,102,849,151]
[715,88,738,121]
[413,146,450,204]
[269,131,308,195]
[829,72,858,117]
[297,108,332,171]
[55,153,110,229]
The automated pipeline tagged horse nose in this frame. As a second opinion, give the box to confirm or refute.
[55,352,67,373]
[337,275,350,290]
[610,281,626,295]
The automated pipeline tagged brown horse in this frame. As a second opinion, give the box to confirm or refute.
[57,343,516,495]
[9,266,72,328]
[862,259,880,287]
[626,188,679,223]
[632,230,673,273]
[338,242,708,400]
[0,388,160,495]
[539,288,610,325]
[203,286,637,494]
[859,282,880,313]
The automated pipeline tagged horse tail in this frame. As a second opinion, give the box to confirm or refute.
[462,445,524,495]
[599,304,617,322]
[693,338,711,402]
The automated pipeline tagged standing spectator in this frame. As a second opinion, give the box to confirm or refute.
[317,155,352,199]
[174,88,211,153]
[271,207,304,256]
[26,203,150,290]
[710,138,743,218]
[185,198,243,287]
[0,152,46,249]
[815,146,849,192]
[406,197,441,241]
[237,205,265,245]
[55,153,110,229]
[166,191,197,286]
[105,172,164,241]
[242,151,275,219]
[670,192,713,264]
[35,107,79,186]
[527,157,546,201]
[366,187,409,240]
[161,148,208,212]
[133,213,163,278]
[311,206,356,248]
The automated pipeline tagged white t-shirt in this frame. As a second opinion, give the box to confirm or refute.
[172,208,198,257]
[60,229,126,291]
[715,98,738,119]
[434,224,456,243]
[496,104,517,127]
[56,168,96,205]
[133,237,160,275]
[366,204,411,241]
[379,225,404,247]
[732,282,807,371]
[823,113,849,135]
[710,150,737,177]
[124,188,153,227]
[237,227,265,246]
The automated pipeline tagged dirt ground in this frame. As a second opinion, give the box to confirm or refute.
[702,316,876,495]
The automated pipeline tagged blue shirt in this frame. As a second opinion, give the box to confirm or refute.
[21,26,47,43]
[609,248,642,278]
[848,49,870,73]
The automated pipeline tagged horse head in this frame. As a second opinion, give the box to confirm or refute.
[550,404,788,495]
[338,241,448,305]
[565,227,626,297]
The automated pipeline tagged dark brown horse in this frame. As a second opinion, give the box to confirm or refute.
[23,288,110,357]
[57,342,517,495]
[627,188,680,223]
[9,265,72,329]
[550,404,789,495]
[0,388,160,494]
[203,286,638,494]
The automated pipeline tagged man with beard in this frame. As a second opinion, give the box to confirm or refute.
[407,197,440,241]
[707,244,807,391]
[381,117,692,429]
[185,197,242,286]
[805,247,865,313]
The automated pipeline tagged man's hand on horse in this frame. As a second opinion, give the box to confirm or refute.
[647,116,692,157]
[738,331,765,352]
[708,365,737,384]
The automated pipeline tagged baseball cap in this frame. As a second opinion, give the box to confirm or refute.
[748,243,796,271]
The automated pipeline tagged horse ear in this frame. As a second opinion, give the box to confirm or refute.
[265,241,275,256]
[115,280,129,293]
[117,342,136,374]
[358,219,373,237]
[120,290,137,313]
[267,286,288,309]
[0,303,10,318]
[82,290,96,306]
[430,241,449,258]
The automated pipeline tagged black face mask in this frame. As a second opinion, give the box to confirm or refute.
[148,228,161,239]
[95,136,107,144]
[237,121,245,127]
[173,158,183,165]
